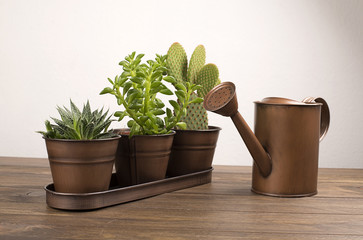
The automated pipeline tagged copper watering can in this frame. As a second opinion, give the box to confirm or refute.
[204,82,330,197]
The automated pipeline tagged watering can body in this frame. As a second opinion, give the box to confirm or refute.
[252,100,323,197]
[204,82,330,197]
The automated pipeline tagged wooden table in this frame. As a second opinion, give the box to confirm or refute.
[1,157,363,239]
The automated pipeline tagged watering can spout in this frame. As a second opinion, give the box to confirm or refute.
[204,82,272,177]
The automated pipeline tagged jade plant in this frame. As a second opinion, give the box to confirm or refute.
[37,100,117,140]
[100,52,202,137]
[166,42,221,130]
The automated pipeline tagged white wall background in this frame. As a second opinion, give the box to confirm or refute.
[1,0,362,168]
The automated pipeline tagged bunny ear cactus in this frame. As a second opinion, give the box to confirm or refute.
[166,42,220,130]
[187,45,206,83]
[166,43,188,83]
[195,63,219,98]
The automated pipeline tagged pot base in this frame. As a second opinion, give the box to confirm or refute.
[251,188,317,198]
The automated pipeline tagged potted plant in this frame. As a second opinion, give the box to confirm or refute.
[37,100,120,193]
[100,52,201,186]
[165,42,221,177]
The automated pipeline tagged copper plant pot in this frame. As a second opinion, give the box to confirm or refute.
[44,136,121,193]
[115,130,175,186]
[167,126,221,177]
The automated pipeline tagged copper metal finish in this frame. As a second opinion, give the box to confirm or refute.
[167,126,221,177]
[115,130,175,186]
[44,136,121,193]
[204,82,272,177]
[204,82,330,197]
[45,168,213,210]
[303,97,330,141]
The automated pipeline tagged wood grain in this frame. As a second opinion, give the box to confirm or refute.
[0,157,362,239]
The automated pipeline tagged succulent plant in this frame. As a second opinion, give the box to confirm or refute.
[37,100,117,140]
[100,52,202,137]
[166,42,220,130]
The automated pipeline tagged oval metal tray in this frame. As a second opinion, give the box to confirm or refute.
[45,168,212,210]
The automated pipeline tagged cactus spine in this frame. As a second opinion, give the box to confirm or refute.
[166,42,220,130]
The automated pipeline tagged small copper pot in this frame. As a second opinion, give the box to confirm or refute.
[115,130,175,186]
[167,126,221,177]
[44,136,121,193]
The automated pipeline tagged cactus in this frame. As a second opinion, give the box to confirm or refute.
[166,43,188,83]
[195,63,219,98]
[166,43,220,130]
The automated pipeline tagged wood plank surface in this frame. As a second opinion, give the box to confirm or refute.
[0,157,362,240]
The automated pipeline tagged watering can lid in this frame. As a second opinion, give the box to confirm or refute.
[255,97,323,106]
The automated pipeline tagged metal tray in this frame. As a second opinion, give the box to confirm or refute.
[45,168,212,210]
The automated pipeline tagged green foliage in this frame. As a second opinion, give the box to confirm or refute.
[166,42,221,130]
[195,63,220,98]
[37,100,117,140]
[100,52,202,137]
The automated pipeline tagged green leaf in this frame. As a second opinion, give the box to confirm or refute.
[136,53,145,60]
[176,122,187,130]
[169,100,180,111]
[147,112,157,124]
[152,109,165,116]
[151,81,162,89]
[151,71,162,80]
[45,120,53,132]
[130,77,143,84]
[136,71,146,78]
[123,82,133,95]
[119,60,128,66]
[166,108,173,118]
[129,102,143,110]
[189,97,204,104]
[191,84,202,92]
[127,90,141,104]
[114,111,127,121]
[139,116,148,123]
[127,120,135,128]
[163,76,176,84]
[154,98,165,108]
[175,83,187,92]
[160,89,173,95]
[175,90,185,102]
[70,100,81,118]
[114,111,124,117]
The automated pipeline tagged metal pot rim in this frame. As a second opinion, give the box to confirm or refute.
[43,135,121,142]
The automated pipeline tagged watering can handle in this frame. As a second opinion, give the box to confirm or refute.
[302,97,330,142]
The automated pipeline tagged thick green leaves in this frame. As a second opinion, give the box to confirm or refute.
[37,100,117,140]
[189,97,203,104]
[100,51,202,136]
[169,100,180,111]
[100,87,114,95]
[176,122,187,130]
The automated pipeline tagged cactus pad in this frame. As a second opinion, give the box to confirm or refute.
[187,45,206,83]
[181,92,208,130]
[195,63,219,98]
[167,43,221,130]
[166,42,188,83]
